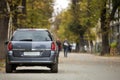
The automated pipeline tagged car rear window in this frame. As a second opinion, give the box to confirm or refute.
[11,30,52,41]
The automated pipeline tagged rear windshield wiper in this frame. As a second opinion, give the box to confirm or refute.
[19,39,32,41]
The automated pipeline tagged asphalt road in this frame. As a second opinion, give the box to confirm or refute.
[0,52,120,80]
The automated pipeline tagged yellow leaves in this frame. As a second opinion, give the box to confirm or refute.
[80,1,87,11]
[26,0,53,28]
[34,1,45,9]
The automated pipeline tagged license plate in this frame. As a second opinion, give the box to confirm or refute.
[24,52,40,56]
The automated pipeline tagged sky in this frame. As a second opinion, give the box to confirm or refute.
[53,0,70,15]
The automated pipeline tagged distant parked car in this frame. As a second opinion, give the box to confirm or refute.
[5,29,58,73]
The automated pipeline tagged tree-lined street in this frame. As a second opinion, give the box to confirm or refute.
[0,0,120,58]
[0,52,120,80]
[0,0,120,79]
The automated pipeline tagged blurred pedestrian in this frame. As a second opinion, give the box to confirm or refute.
[56,38,61,57]
[63,39,69,57]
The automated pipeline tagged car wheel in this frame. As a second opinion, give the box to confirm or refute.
[12,65,17,71]
[6,59,13,73]
[50,62,58,73]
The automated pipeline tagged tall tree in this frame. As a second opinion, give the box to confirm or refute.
[0,0,22,59]
[100,0,120,55]
[69,0,99,52]
[58,0,100,52]
[0,0,53,59]
[0,0,8,59]
[69,0,87,52]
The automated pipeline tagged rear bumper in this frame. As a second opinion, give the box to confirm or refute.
[7,51,58,65]
[9,60,55,66]
[9,58,54,64]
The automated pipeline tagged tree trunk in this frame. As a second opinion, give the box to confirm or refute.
[22,0,26,14]
[90,40,93,53]
[0,0,8,59]
[101,29,110,55]
[100,1,110,55]
[117,34,120,54]
[79,34,85,52]
[100,0,120,55]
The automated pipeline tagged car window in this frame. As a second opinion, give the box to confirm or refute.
[12,30,52,41]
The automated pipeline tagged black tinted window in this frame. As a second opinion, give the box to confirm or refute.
[12,30,52,41]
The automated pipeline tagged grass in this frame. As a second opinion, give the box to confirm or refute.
[0,59,5,72]
[0,59,5,67]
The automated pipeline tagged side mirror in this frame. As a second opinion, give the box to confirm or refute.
[4,41,9,45]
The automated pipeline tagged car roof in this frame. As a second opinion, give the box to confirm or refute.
[16,28,48,31]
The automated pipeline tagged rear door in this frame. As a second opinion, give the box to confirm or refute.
[11,29,53,58]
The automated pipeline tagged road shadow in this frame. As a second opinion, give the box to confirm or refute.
[14,69,51,73]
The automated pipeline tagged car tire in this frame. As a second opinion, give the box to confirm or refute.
[12,65,17,71]
[51,62,58,73]
[6,59,13,73]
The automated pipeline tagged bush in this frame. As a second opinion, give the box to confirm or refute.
[110,41,117,48]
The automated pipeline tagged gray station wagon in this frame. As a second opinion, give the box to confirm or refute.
[5,29,58,73]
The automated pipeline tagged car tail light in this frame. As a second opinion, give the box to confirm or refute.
[7,42,12,50]
[51,42,56,51]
